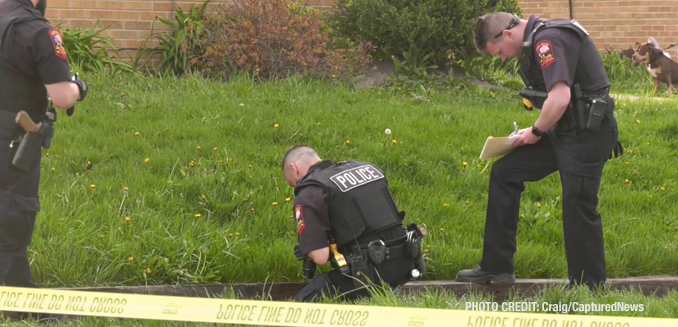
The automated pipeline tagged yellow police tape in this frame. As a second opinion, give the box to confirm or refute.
[0,286,677,327]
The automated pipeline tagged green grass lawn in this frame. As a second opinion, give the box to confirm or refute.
[5,69,677,325]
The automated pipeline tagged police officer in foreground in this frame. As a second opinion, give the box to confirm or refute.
[282,145,425,302]
[0,0,87,321]
[456,12,620,289]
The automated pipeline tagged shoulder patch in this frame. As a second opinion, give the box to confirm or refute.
[535,40,555,68]
[48,29,67,60]
[295,205,305,235]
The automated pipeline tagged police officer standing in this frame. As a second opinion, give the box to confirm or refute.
[456,13,619,289]
[282,145,425,302]
[0,0,87,319]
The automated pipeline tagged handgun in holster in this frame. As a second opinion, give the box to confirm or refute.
[11,111,54,171]
[520,88,548,111]
[406,223,427,277]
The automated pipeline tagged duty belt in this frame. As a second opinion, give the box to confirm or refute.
[344,236,408,260]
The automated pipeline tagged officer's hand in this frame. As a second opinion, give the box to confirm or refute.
[294,243,305,261]
[71,74,88,101]
[513,127,541,146]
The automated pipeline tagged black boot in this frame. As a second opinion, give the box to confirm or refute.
[456,265,515,285]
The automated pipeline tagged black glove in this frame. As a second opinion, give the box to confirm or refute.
[71,73,87,102]
[294,243,304,261]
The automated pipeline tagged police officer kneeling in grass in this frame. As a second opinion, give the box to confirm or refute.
[456,12,621,289]
[0,0,87,322]
[282,145,426,302]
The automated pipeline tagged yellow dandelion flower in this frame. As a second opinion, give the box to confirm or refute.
[46,153,49,157]
[285,198,291,203]
[251,208,255,212]
[228,157,233,162]
[636,120,641,124]
[248,164,253,169]
[462,162,468,167]
[146,268,151,274]
[274,124,280,129]
[213,147,218,151]
[625,179,630,184]
[661,187,666,191]
[121,92,125,97]
[201,195,207,200]
[443,203,449,207]
[537,203,542,208]
[317,122,322,126]
[51,167,55,172]
[424,249,429,253]
[196,146,202,150]
[235,232,240,236]
[228,233,234,237]
[117,227,122,231]
[128,257,134,262]
[168,180,173,184]
[218,159,224,164]
[90,184,96,189]
[427,244,431,248]
[124,187,129,192]
[346,139,351,145]
[86,161,92,168]
[144,158,150,163]
[489,92,495,97]
[134,132,140,136]
[636,171,640,175]
[392,140,397,144]
[397,87,402,91]
[183,269,188,273]
[195,214,202,219]
[465,200,470,205]
[272,202,278,206]
[125,217,130,222]
[439,228,445,232]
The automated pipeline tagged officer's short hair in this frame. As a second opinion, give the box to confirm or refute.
[474,12,516,54]
[281,145,318,173]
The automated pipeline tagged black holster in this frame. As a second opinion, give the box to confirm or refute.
[346,250,374,289]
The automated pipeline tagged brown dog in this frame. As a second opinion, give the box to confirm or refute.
[632,38,678,94]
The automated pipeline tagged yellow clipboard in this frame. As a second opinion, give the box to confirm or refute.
[479,135,518,160]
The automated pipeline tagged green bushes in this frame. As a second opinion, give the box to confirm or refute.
[329,0,521,66]
[151,0,371,81]
[59,20,133,73]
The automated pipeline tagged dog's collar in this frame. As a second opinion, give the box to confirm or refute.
[649,50,666,64]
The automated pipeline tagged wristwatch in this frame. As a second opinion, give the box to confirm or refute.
[531,125,544,137]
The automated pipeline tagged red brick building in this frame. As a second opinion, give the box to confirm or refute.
[39,0,678,57]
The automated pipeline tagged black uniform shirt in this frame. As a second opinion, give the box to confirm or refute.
[524,15,580,92]
[0,0,71,116]
[294,160,334,255]
[294,160,406,256]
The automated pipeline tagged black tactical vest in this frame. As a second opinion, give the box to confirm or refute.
[519,19,609,94]
[0,7,48,117]
[294,161,403,247]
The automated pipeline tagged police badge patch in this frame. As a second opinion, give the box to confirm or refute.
[49,29,67,60]
[535,40,555,68]
[295,205,305,234]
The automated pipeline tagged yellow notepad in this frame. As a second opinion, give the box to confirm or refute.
[479,136,518,160]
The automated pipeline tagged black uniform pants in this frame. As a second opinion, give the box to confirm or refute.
[294,256,414,302]
[0,140,41,288]
[480,119,618,288]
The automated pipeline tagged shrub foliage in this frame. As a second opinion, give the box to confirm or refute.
[329,0,521,65]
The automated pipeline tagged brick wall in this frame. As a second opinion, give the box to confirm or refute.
[516,0,678,58]
[28,0,678,59]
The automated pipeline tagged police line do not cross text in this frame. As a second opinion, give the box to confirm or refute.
[465,302,645,314]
